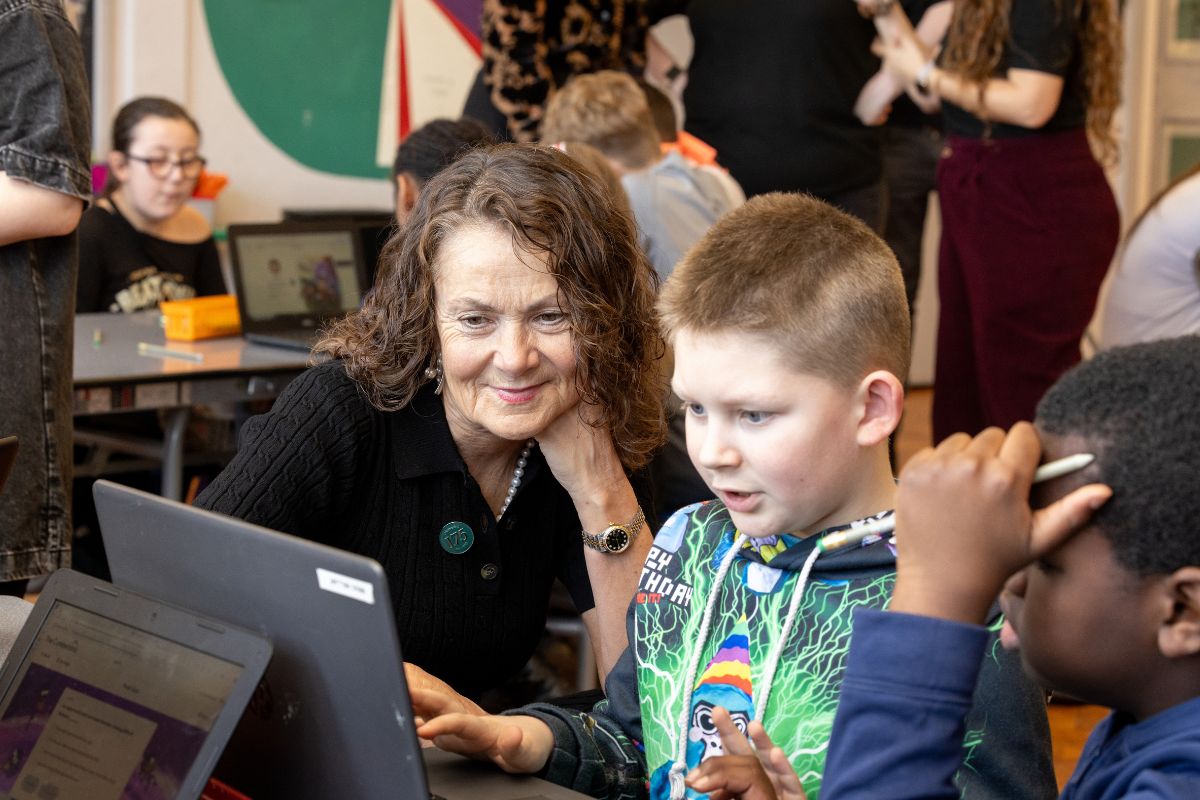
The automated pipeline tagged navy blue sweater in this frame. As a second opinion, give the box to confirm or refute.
[824,609,1200,799]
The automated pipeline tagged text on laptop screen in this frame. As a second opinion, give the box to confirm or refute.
[0,601,245,800]
[235,230,363,322]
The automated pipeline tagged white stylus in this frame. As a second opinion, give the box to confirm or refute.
[815,453,1096,554]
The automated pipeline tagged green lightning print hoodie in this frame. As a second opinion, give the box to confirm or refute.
[519,500,1057,800]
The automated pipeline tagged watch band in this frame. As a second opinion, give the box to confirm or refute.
[581,508,646,554]
[915,59,937,93]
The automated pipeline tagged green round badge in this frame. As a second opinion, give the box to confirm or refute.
[438,521,474,555]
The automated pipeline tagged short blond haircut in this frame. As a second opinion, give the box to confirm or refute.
[659,193,911,386]
[558,140,632,219]
[542,71,661,171]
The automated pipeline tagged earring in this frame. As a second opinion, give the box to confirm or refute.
[424,356,443,395]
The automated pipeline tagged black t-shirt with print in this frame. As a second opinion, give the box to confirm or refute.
[76,202,225,313]
[942,0,1088,139]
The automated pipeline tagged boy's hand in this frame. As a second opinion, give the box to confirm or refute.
[891,423,1111,624]
[404,662,485,720]
[685,707,807,800]
[413,689,554,774]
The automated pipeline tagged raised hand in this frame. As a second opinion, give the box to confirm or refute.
[685,707,807,800]
[891,423,1111,624]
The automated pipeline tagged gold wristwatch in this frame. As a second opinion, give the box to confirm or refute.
[581,508,646,554]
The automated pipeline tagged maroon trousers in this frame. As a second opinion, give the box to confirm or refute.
[933,129,1119,442]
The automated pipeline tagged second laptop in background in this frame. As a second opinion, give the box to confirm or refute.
[226,220,370,351]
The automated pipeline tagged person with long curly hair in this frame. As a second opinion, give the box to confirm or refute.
[196,144,666,699]
[869,0,1122,440]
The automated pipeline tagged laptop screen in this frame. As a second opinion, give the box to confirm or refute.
[0,600,245,800]
[232,229,365,323]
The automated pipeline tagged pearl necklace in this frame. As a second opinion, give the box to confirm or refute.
[499,439,535,518]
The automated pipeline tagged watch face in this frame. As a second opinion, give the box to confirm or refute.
[603,527,630,553]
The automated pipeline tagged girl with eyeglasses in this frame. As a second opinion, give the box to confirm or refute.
[77,96,225,313]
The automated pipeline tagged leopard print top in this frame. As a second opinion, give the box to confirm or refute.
[482,0,651,142]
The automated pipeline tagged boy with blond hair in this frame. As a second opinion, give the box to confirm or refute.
[542,70,740,281]
[412,194,1053,799]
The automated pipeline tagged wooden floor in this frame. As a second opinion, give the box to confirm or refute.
[898,388,1103,790]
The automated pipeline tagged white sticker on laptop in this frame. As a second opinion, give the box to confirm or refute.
[316,568,375,605]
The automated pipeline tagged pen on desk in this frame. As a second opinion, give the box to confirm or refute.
[815,453,1097,554]
[92,328,103,347]
[136,341,204,363]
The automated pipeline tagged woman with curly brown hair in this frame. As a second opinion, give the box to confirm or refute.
[196,144,665,698]
[869,0,1122,441]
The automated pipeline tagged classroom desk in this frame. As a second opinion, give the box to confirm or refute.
[73,311,310,500]
[424,747,593,799]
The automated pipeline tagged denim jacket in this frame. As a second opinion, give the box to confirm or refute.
[0,0,91,579]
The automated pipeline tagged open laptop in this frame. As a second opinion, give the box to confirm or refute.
[0,568,271,800]
[227,221,370,351]
[94,481,588,800]
[280,208,395,287]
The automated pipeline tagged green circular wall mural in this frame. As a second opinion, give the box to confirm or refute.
[204,0,393,178]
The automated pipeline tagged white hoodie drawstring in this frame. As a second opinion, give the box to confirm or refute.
[667,537,823,800]
[755,545,820,722]
[668,532,747,799]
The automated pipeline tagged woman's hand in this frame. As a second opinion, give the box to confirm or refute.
[685,707,807,800]
[870,0,1063,128]
[535,401,646,682]
[414,692,555,774]
[855,69,901,125]
[535,400,628,508]
[405,662,485,721]
[876,24,931,86]
[862,0,950,111]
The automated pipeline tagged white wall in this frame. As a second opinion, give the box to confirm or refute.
[92,0,395,229]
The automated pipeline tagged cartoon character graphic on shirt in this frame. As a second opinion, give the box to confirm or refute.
[686,617,754,766]
[637,503,909,798]
[650,617,754,799]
